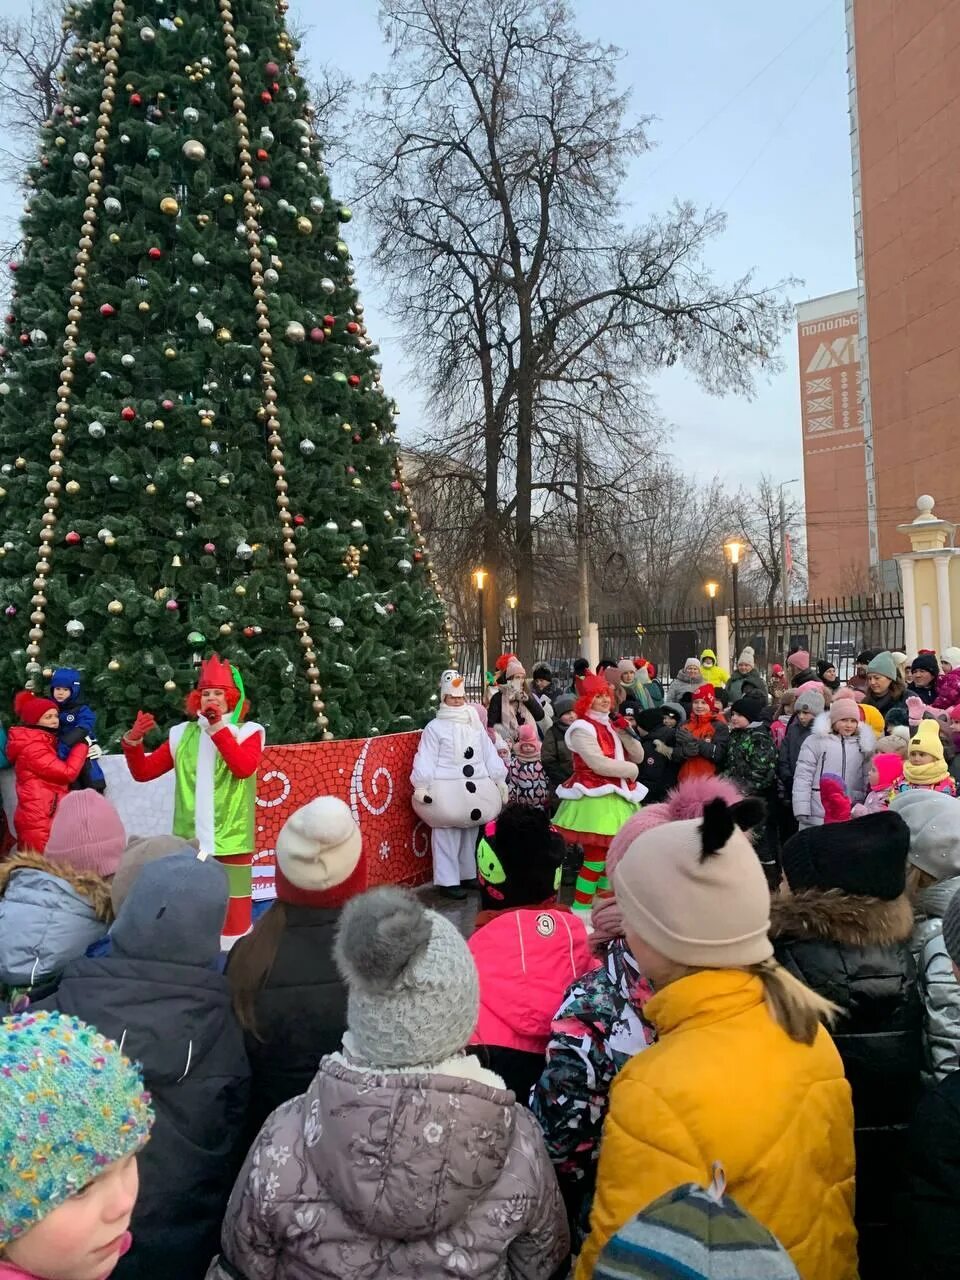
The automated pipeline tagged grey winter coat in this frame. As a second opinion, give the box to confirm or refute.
[912,876,960,1082]
[0,853,112,1002]
[664,671,704,705]
[206,1053,569,1280]
[792,713,875,827]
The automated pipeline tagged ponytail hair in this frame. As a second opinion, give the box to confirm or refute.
[748,958,840,1046]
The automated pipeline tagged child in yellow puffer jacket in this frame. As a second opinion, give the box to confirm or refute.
[576,797,858,1280]
[699,648,729,687]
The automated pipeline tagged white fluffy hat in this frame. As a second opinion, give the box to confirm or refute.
[275,796,363,905]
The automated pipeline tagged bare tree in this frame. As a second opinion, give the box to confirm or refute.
[353,0,794,655]
[0,0,71,262]
[732,474,808,609]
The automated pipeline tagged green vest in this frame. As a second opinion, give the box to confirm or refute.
[172,720,258,856]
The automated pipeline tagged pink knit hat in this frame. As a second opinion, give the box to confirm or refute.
[829,697,861,726]
[44,791,127,878]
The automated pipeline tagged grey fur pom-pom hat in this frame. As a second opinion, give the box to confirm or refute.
[334,886,480,1069]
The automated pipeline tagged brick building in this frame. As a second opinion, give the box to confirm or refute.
[846,0,960,585]
[797,289,871,595]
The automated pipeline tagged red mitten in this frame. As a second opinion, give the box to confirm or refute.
[127,710,157,743]
[820,773,852,824]
[610,714,630,732]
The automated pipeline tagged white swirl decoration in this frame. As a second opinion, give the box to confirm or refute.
[256,770,292,808]
[349,738,394,820]
[412,820,431,859]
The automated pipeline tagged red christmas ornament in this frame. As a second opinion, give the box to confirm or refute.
[309,327,325,343]
[65,531,81,545]
[347,374,361,388]
[264,60,280,78]
[129,92,142,106]
[323,314,335,327]
[165,599,179,612]
[390,480,402,491]
[84,351,96,364]
[260,91,272,104]
[293,514,305,526]
[271,82,280,93]
[352,433,361,443]
[100,303,115,317]
[243,625,256,638]
[346,466,356,476]
[346,321,360,334]
[121,406,136,422]
[19,333,30,346]
[256,148,268,161]
[203,541,216,554]
[4,314,12,325]
[256,175,271,189]
[414,551,423,561]
[148,247,162,260]
[162,398,174,410]
[8,263,19,272]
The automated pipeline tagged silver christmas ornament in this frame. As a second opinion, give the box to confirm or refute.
[285,321,305,343]
[183,107,200,124]
[182,139,206,162]
[299,439,315,455]
[320,277,335,294]
[328,616,345,632]
[309,197,324,213]
[73,151,90,168]
[104,196,121,215]
[66,618,85,637]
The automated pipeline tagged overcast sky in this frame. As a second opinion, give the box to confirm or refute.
[0,0,855,488]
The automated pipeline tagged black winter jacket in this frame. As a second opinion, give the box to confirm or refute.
[541,722,573,788]
[636,726,680,804]
[771,890,923,1280]
[776,714,813,801]
[41,955,250,1280]
[906,1068,960,1278]
[226,902,348,1142]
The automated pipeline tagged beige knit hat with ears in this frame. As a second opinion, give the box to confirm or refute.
[613,798,773,969]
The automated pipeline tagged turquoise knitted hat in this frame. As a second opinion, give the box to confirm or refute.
[0,1011,153,1245]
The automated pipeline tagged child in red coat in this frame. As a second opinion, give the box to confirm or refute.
[7,692,88,852]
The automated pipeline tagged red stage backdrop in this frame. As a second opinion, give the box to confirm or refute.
[251,730,431,898]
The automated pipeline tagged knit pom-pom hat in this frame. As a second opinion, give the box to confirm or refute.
[0,1011,153,1245]
[335,886,479,1068]
[13,690,58,727]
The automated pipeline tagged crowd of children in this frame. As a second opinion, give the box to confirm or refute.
[8,643,960,1279]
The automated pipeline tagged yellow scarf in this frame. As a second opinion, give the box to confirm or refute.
[904,758,949,786]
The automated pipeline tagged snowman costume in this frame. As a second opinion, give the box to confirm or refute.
[411,670,508,887]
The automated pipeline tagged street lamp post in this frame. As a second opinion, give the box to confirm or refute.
[473,569,488,690]
[505,594,518,652]
[705,581,718,619]
[724,541,743,656]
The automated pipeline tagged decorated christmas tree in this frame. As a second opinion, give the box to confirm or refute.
[0,0,451,743]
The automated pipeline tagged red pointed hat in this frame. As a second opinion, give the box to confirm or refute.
[197,654,236,692]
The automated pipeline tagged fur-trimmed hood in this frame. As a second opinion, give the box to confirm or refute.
[811,711,877,752]
[0,850,113,921]
[0,852,114,989]
[770,889,914,948]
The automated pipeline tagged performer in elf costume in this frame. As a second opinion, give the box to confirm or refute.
[553,672,647,914]
[122,655,264,946]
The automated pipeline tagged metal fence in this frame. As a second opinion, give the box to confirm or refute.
[452,594,906,695]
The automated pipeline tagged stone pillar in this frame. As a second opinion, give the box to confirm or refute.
[715,614,731,676]
[895,496,960,656]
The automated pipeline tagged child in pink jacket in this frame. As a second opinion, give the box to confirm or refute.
[469,907,596,1102]
[852,753,905,816]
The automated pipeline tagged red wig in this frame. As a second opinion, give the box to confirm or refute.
[575,674,613,720]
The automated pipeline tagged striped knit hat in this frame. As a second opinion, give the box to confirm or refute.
[594,1164,799,1278]
[0,1011,153,1245]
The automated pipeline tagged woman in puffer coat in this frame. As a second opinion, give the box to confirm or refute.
[208,888,569,1280]
[7,690,89,853]
[891,790,960,1080]
[40,853,250,1280]
[577,798,857,1280]
[933,646,960,710]
[531,775,746,1252]
[773,813,923,1280]
[0,849,112,1008]
[792,697,875,828]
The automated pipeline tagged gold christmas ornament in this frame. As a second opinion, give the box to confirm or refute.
[65,480,80,495]
[182,139,207,162]
[108,659,121,671]
[164,680,177,692]
[107,599,123,615]
[296,216,312,235]
[160,196,179,215]
[216,327,232,343]
[164,346,177,359]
